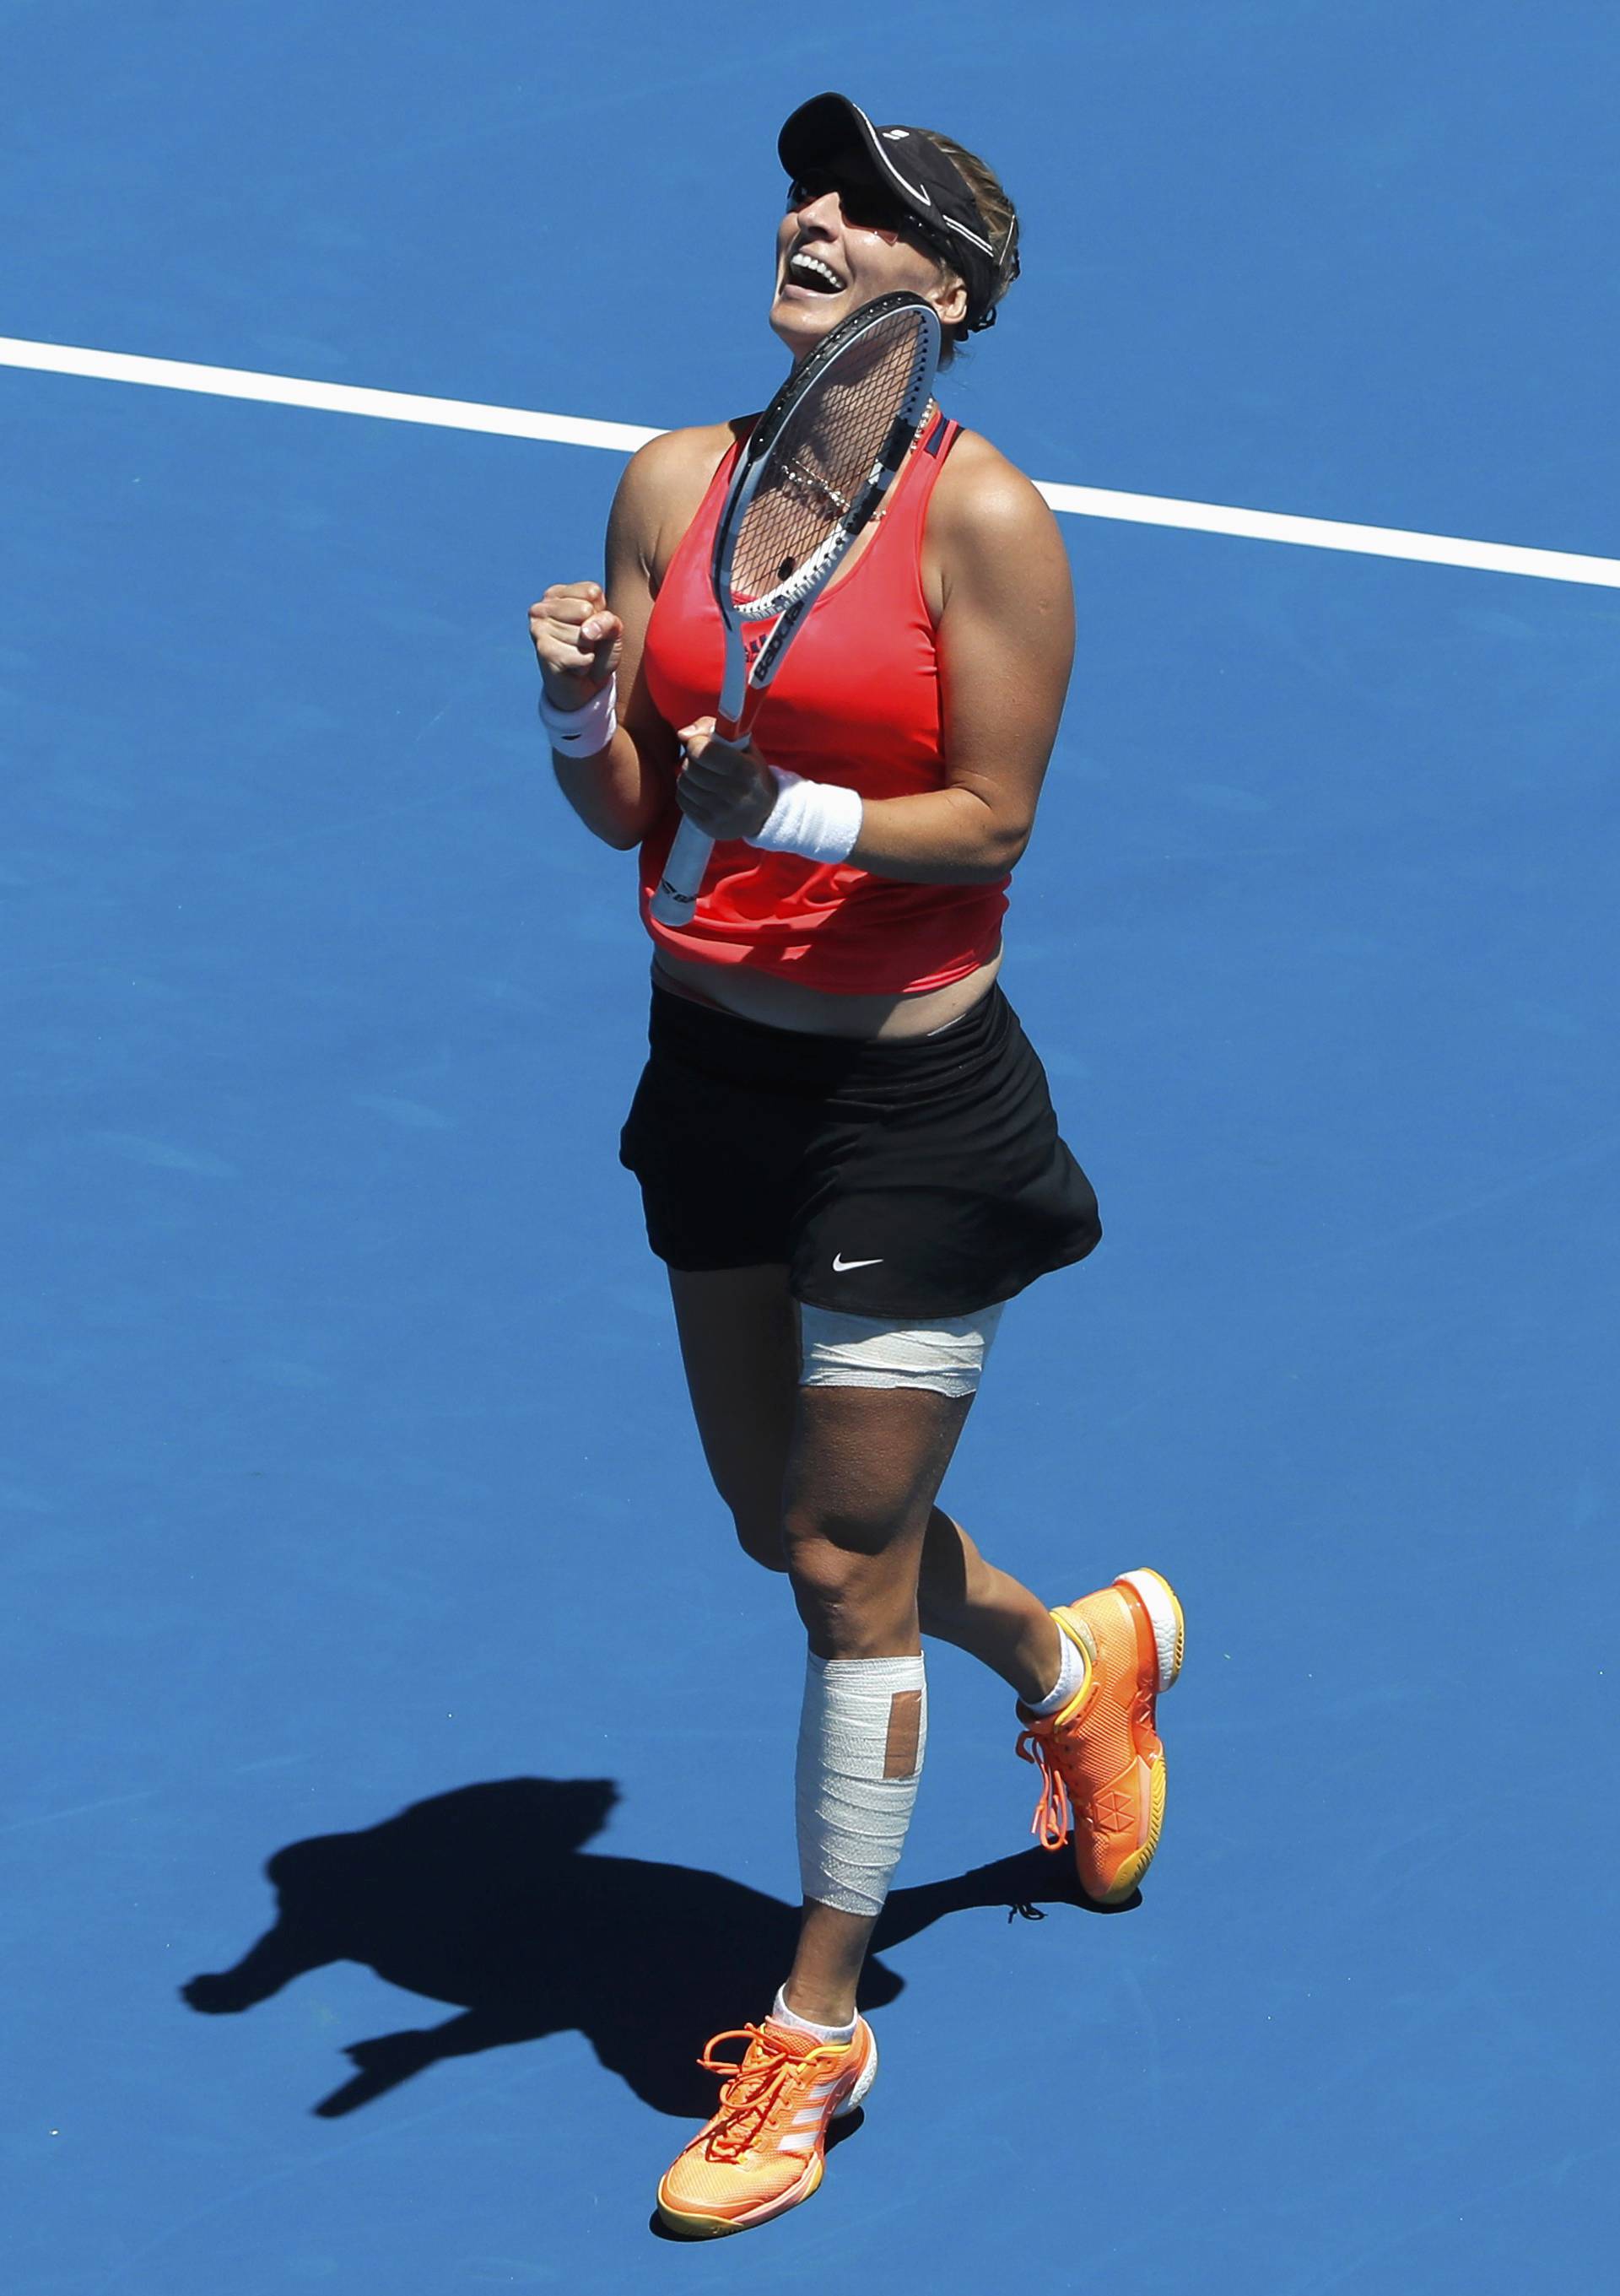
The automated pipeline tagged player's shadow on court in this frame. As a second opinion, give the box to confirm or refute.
[181,1776,1116,2121]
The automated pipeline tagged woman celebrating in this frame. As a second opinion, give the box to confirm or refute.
[527,93,1185,2238]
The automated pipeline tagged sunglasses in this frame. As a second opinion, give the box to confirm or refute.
[786,170,916,243]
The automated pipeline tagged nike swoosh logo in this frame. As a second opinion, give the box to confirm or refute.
[832,1254,884,1272]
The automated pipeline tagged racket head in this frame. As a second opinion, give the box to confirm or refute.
[710,292,941,717]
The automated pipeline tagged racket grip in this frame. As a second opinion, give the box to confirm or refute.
[650,817,715,928]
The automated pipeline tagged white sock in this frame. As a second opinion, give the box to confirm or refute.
[770,1985,856,2047]
[1023,1623,1088,1717]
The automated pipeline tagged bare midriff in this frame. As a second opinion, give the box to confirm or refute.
[651,945,1002,1040]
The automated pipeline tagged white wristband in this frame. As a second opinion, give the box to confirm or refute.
[745,766,863,865]
[538,673,618,755]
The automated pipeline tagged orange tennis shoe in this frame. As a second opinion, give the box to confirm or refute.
[1016,1567,1185,1903]
[656,2015,878,2239]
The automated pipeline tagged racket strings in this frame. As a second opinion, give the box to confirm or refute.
[729,311,929,608]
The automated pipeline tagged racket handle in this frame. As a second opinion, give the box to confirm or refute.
[650,817,715,928]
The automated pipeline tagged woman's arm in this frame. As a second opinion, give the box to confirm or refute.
[672,436,1075,881]
[529,428,717,851]
[857,444,1074,880]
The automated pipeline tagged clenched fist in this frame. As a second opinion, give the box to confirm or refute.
[528,581,623,708]
[675,718,779,842]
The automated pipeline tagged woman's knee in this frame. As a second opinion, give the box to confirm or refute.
[781,1508,920,1653]
[731,1508,789,1573]
[782,1496,889,1577]
[915,1509,986,1627]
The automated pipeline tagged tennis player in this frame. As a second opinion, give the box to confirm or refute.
[527,93,1185,2238]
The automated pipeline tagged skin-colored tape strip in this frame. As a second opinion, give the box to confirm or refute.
[883,1688,925,1778]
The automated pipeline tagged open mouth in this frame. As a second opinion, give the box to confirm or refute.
[783,249,846,296]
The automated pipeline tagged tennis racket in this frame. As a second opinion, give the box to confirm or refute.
[650,290,942,927]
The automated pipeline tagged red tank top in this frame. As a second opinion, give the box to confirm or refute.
[637,411,1010,993]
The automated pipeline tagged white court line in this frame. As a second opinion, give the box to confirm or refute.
[0,335,660,454]
[1035,479,1620,591]
[4,333,1617,591]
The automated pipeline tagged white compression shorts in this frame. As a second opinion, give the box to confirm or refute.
[797,1302,1006,1400]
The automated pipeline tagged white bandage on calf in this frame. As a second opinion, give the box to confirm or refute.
[537,673,618,754]
[796,1651,927,1918]
[746,765,862,865]
[798,1302,1006,1400]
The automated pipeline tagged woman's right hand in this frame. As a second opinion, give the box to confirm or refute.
[528,581,624,708]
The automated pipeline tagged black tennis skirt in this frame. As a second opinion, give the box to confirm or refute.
[618,981,1101,1320]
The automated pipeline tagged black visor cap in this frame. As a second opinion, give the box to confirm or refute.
[778,92,1012,331]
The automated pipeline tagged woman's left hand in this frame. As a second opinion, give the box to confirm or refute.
[675,719,778,841]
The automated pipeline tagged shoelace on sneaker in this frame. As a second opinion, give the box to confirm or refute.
[694,2025,845,2164]
[1016,1726,1072,1851]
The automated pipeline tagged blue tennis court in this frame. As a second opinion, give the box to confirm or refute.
[4,3,1616,2288]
